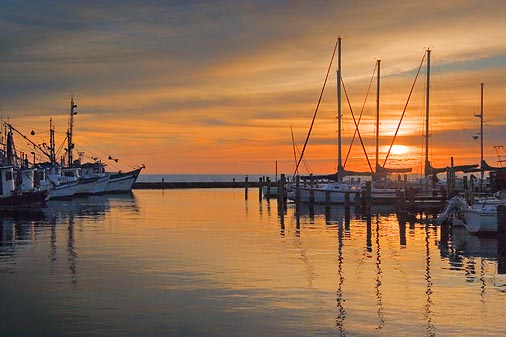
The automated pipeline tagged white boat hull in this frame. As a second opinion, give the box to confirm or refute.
[74,176,108,196]
[47,181,79,200]
[463,207,498,233]
[288,187,358,204]
[104,168,141,193]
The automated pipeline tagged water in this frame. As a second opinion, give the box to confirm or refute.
[1,189,505,337]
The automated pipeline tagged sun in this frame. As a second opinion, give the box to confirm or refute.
[389,145,409,156]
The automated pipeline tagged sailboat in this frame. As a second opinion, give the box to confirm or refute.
[437,83,506,232]
[287,37,363,204]
[288,39,412,204]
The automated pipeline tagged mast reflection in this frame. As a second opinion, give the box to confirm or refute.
[424,225,435,337]
[335,216,346,336]
[375,215,384,330]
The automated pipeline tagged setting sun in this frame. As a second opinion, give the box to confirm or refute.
[389,144,410,156]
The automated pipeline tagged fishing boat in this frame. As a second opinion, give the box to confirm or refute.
[0,166,47,208]
[104,166,143,193]
[64,96,143,194]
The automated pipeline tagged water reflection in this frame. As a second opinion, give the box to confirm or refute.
[0,194,138,267]
[424,225,435,337]
[335,217,346,336]
[375,216,384,330]
[287,202,506,335]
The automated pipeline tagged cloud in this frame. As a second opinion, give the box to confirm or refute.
[1,0,506,173]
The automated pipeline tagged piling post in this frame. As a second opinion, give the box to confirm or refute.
[259,177,263,201]
[266,177,271,198]
[497,205,506,274]
[295,175,301,213]
[365,181,372,210]
[325,190,330,208]
[295,175,300,201]
[161,177,165,190]
[244,175,249,200]
[278,174,286,205]
[344,192,350,209]
[310,188,315,204]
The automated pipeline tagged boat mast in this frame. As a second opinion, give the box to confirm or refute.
[424,49,431,177]
[49,118,56,164]
[477,82,484,191]
[337,36,343,182]
[375,59,381,176]
[67,95,77,166]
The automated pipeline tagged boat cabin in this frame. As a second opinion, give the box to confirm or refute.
[0,166,16,197]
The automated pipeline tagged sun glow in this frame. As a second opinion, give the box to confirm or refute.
[389,144,409,156]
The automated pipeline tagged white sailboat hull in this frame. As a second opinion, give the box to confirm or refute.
[288,185,359,204]
[463,205,498,233]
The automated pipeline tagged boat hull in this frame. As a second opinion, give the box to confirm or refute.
[104,168,141,193]
[47,180,80,200]
[463,207,498,233]
[288,187,359,204]
[0,190,48,208]
[74,176,108,196]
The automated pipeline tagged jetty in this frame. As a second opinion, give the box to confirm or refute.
[133,181,261,189]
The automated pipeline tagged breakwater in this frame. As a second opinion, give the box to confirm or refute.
[133,181,262,189]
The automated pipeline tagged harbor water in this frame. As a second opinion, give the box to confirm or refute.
[1,189,505,336]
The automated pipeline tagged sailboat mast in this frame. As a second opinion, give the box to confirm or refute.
[480,82,484,191]
[375,59,381,174]
[424,49,431,176]
[337,36,343,182]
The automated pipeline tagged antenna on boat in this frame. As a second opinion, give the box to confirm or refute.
[67,95,77,166]
[49,118,56,163]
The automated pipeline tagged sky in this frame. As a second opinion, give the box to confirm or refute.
[1,0,506,175]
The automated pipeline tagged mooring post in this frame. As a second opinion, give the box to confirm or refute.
[399,188,407,211]
[161,177,165,190]
[295,175,301,213]
[266,177,271,198]
[497,205,506,274]
[259,177,263,201]
[325,190,330,208]
[244,175,249,200]
[278,174,286,205]
[344,192,350,209]
[365,181,372,210]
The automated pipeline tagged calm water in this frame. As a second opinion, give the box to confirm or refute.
[1,189,505,337]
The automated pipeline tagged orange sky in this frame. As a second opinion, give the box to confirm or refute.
[1,1,506,175]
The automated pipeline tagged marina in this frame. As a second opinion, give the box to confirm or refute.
[1,188,505,337]
[2,2,506,336]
